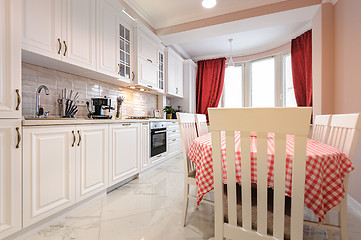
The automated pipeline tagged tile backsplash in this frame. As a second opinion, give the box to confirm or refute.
[22,63,158,118]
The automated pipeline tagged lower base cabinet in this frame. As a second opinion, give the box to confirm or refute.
[0,120,22,239]
[23,124,109,227]
[108,123,140,186]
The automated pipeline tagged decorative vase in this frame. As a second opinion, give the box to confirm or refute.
[166,113,172,119]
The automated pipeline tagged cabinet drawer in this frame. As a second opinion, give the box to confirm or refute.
[167,123,179,131]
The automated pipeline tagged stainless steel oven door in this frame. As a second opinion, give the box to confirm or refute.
[150,128,167,157]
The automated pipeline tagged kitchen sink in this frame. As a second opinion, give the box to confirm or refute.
[24,117,77,120]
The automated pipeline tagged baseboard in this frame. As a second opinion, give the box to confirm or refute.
[348,194,361,217]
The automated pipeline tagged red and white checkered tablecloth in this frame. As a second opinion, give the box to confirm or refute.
[188,132,354,223]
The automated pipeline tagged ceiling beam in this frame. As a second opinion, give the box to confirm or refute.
[156,0,322,36]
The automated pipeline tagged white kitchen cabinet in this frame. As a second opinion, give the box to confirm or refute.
[167,121,182,157]
[133,24,162,90]
[0,0,21,118]
[62,0,96,70]
[23,125,76,227]
[97,0,118,78]
[22,0,96,71]
[158,46,165,94]
[166,47,184,98]
[140,122,150,171]
[76,124,108,202]
[118,21,133,82]
[0,120,22,239]
[108,123,140,186]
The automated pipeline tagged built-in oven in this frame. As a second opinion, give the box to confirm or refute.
[150,122,167,157]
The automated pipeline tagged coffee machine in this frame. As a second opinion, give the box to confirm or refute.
[86,96,114,119]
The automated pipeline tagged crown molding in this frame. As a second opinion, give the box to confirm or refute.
[170,44,191,59]
[322,0,339,5]
[122,0,155,27]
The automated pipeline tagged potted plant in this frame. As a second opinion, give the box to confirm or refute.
[163,106,175,119]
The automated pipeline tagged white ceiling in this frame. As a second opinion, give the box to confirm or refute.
[124,0,287,29]
[123,0,320,60]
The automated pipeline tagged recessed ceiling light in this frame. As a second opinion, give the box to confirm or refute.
[202,0,216,8]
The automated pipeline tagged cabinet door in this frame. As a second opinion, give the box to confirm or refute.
[138,32,158,65]
[22,0,62,60]
[76,124,108,202]
[140,123,150,171]
[118,21,132,82]
[0,0,21,118]
[109,123,140,186]
[97,0,118,77]
[62,0,96,70]
[0,120,21,239]
[138,57,158,89]
[167,53,177,95]
[23,125,76,227]
[176,59,184,98]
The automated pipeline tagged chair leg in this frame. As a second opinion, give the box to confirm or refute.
[339,204,349,240]
[182,183,190,227]
[325,213,335,240]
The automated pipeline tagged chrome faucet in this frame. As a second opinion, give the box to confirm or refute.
[36,85,49,118]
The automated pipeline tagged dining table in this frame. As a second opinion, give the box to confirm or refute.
[188,132,354,223]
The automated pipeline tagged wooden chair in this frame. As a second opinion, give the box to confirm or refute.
[195,113,209,137]
[305,113,361,240]
[208,107,312,240]
[177,112,214,227]
[311,114,332,143]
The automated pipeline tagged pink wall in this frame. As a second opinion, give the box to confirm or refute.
[334,0,361,203]
[312,3,335,117]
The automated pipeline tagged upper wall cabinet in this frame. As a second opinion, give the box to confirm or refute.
[166,47,184,98]
[22,0,97,71]
[97,0,133,83]
[133,24,162,90]
[0,0,21,119]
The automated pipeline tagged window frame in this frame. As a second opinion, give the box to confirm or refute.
[220,49,292,108]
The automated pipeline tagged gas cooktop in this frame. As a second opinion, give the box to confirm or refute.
[126,116,151,119]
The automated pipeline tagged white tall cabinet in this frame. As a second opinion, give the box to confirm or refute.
[22,0,97,70]
[0,0,21,119]
[0,120,22,239]
[108,123,140,186]
[140,122,150,171]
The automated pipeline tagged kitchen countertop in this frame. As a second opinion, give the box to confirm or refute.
[22,118,178,126]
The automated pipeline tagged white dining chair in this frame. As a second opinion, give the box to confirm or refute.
[311,114,332,143]
[177,112,214,227]
[195,113,209,137]
[304,113,361,240]
[208,107,312,240]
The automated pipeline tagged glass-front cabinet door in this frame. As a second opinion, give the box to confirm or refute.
[118,23,131,82]
[158,51,164,92]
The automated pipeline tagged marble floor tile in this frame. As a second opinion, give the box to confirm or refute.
[26,156,361,240]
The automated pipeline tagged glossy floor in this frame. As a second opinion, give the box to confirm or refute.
[27,156,361,240]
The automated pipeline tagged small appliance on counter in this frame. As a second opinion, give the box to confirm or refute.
[86,96,114,119]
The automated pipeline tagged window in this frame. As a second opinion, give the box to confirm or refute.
[283,54,297,107]
[223,65,243,107]
[251,57,275,107]
[220,51,297,108]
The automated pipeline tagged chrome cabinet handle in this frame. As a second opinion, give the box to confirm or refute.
[63,41,67,56]
[57,38,62,54]
[16,127,21,148]
[146,85,153,88]
[77,130,81,146]
[147,59,152,63]
[172,139,176,142]
[72,130,75,147]
[16,89,21,110]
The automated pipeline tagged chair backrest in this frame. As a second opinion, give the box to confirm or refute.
[177,112,198,177]
[326,113,361,160]
[208,107,312,240]
[195,114,209,137]
[311,115,332,143]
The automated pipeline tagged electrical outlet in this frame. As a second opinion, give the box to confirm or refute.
[77,100,87,106]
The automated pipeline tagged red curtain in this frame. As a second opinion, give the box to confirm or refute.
[196,58,226,119]
[291,30,313,107]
